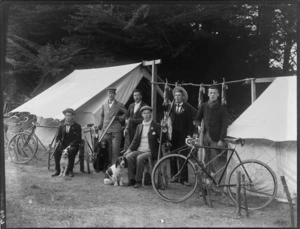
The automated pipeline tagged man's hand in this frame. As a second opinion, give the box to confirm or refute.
[123,128,128,137]
[123,149,131,157]
[217,140,225,147]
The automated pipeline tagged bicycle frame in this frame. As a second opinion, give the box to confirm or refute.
[172,143,249,188]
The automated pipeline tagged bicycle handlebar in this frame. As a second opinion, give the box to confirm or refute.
[185,136,245,148]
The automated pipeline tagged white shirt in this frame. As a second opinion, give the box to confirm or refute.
[175,102,183,113]
[108,100,114,108]
[134,101,141,113]
[137,120,151,153]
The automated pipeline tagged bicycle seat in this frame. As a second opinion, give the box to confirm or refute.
[224,137,245,146]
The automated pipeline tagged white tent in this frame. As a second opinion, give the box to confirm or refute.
[11,62,155,145]
[227,76,297,202]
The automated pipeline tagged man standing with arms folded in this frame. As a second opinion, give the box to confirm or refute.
[124,89,148,149]
[98,87,127,165]
[195,85,229,184]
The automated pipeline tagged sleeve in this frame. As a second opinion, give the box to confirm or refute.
[117,103,127,122]
[187,105,194,136]
[219,106,229,141]
[128,125,140,151]
[55,125,63,143]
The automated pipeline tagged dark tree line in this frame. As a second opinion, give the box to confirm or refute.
[3,3,297,115]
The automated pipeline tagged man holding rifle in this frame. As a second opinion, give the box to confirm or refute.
[98,87,127,165]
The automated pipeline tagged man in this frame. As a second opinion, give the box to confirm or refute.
[124,106,165,188]
[51,108,82,177]
[98,87,127,165]
[124,89,147,149]
[168,86,194,186]
[196,85,229,178]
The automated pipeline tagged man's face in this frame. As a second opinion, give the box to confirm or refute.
[174,92,184,104]
[208,88,219,102]
[133,92,142,103]
[64,112,74,122]
[142,110,152,122]
[108,91,115,101]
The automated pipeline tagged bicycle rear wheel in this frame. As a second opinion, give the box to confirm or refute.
[7,132,38,164]
[227,159,277,210]
[152,154,198,202]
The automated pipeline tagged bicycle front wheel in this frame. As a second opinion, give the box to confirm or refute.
[152,154,198,203]
[227,159,278,210]
[7,132,38,164]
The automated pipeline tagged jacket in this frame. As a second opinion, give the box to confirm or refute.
[56,121,82,149]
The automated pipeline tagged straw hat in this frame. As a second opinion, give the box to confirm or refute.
[173,86,188,102]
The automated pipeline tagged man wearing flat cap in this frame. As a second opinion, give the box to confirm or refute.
[51,108,82,177]
[124,89,148,149]
[124,106,166,188]
[98,87,127,165]
[168,86,194,186]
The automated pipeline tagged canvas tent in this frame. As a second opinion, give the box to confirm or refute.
[226,76,297,202]
[10,62,197,146]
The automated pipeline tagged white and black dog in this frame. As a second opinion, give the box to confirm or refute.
[104,156,128,186]
[59,148,69,177]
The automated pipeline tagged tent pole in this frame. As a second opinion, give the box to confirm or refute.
[143,59,161,122]
[251,79,256,104]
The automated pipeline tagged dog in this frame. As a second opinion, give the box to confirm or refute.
[93,140,109,173]
[59,148,69,177]
[104,156,128,186]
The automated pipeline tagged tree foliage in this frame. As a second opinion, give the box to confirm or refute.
[3,3,297,113]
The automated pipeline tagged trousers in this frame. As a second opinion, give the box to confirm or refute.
[102,132,122,165]
[203,132,219,175]
[126,150,151,182]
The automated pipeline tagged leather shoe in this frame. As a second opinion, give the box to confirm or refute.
[134,182,142,188]
[51,171,60,177]
[69,171,74,177]
[128,179,136,186]
[182,181,192,186]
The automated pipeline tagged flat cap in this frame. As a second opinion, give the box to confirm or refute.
[62,108,76,115]
[107,87,117,92]
[140,105,153,113]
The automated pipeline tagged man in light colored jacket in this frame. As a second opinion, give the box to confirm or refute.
[98,87,127,165]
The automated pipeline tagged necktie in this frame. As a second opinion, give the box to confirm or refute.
[66,124,70,133]
[176,104,181,113]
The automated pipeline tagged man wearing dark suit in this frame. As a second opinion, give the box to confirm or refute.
[98,87,127,165]
[51,108,82,177]
[124,89,147,149]
[196,85,229,177]
[168,86,194,185]
[124,106,165,188]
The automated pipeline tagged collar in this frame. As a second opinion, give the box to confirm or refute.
[135,101,142,105]
[176,102,183,106]
[65,121,74,126]
[208,100,219,108]
[142,119,152,126]
[108,100,115,104]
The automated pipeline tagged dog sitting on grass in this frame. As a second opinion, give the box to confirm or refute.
[104,156,128,186]
[59,148,69,177]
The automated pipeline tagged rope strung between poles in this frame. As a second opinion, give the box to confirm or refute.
[151,78,253,87]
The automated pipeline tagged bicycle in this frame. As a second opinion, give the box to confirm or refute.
[7,122,60,165]
[151,137,278,210]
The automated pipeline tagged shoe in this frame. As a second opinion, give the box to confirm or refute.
[134,182,142,188]
[51,171,60,177]
[69,171,74,177]
[128,179,136,186]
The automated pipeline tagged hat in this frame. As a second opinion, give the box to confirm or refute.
[107,87,117,93]
[140,105,153,113]
[62,108,76,115]
[173,86,188,102]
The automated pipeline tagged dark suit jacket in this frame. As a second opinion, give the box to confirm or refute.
[169,102,194,148]
[126,101,148,142]
[196,102,228,142]
[128,121,163,160]
[56,121,82,149]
